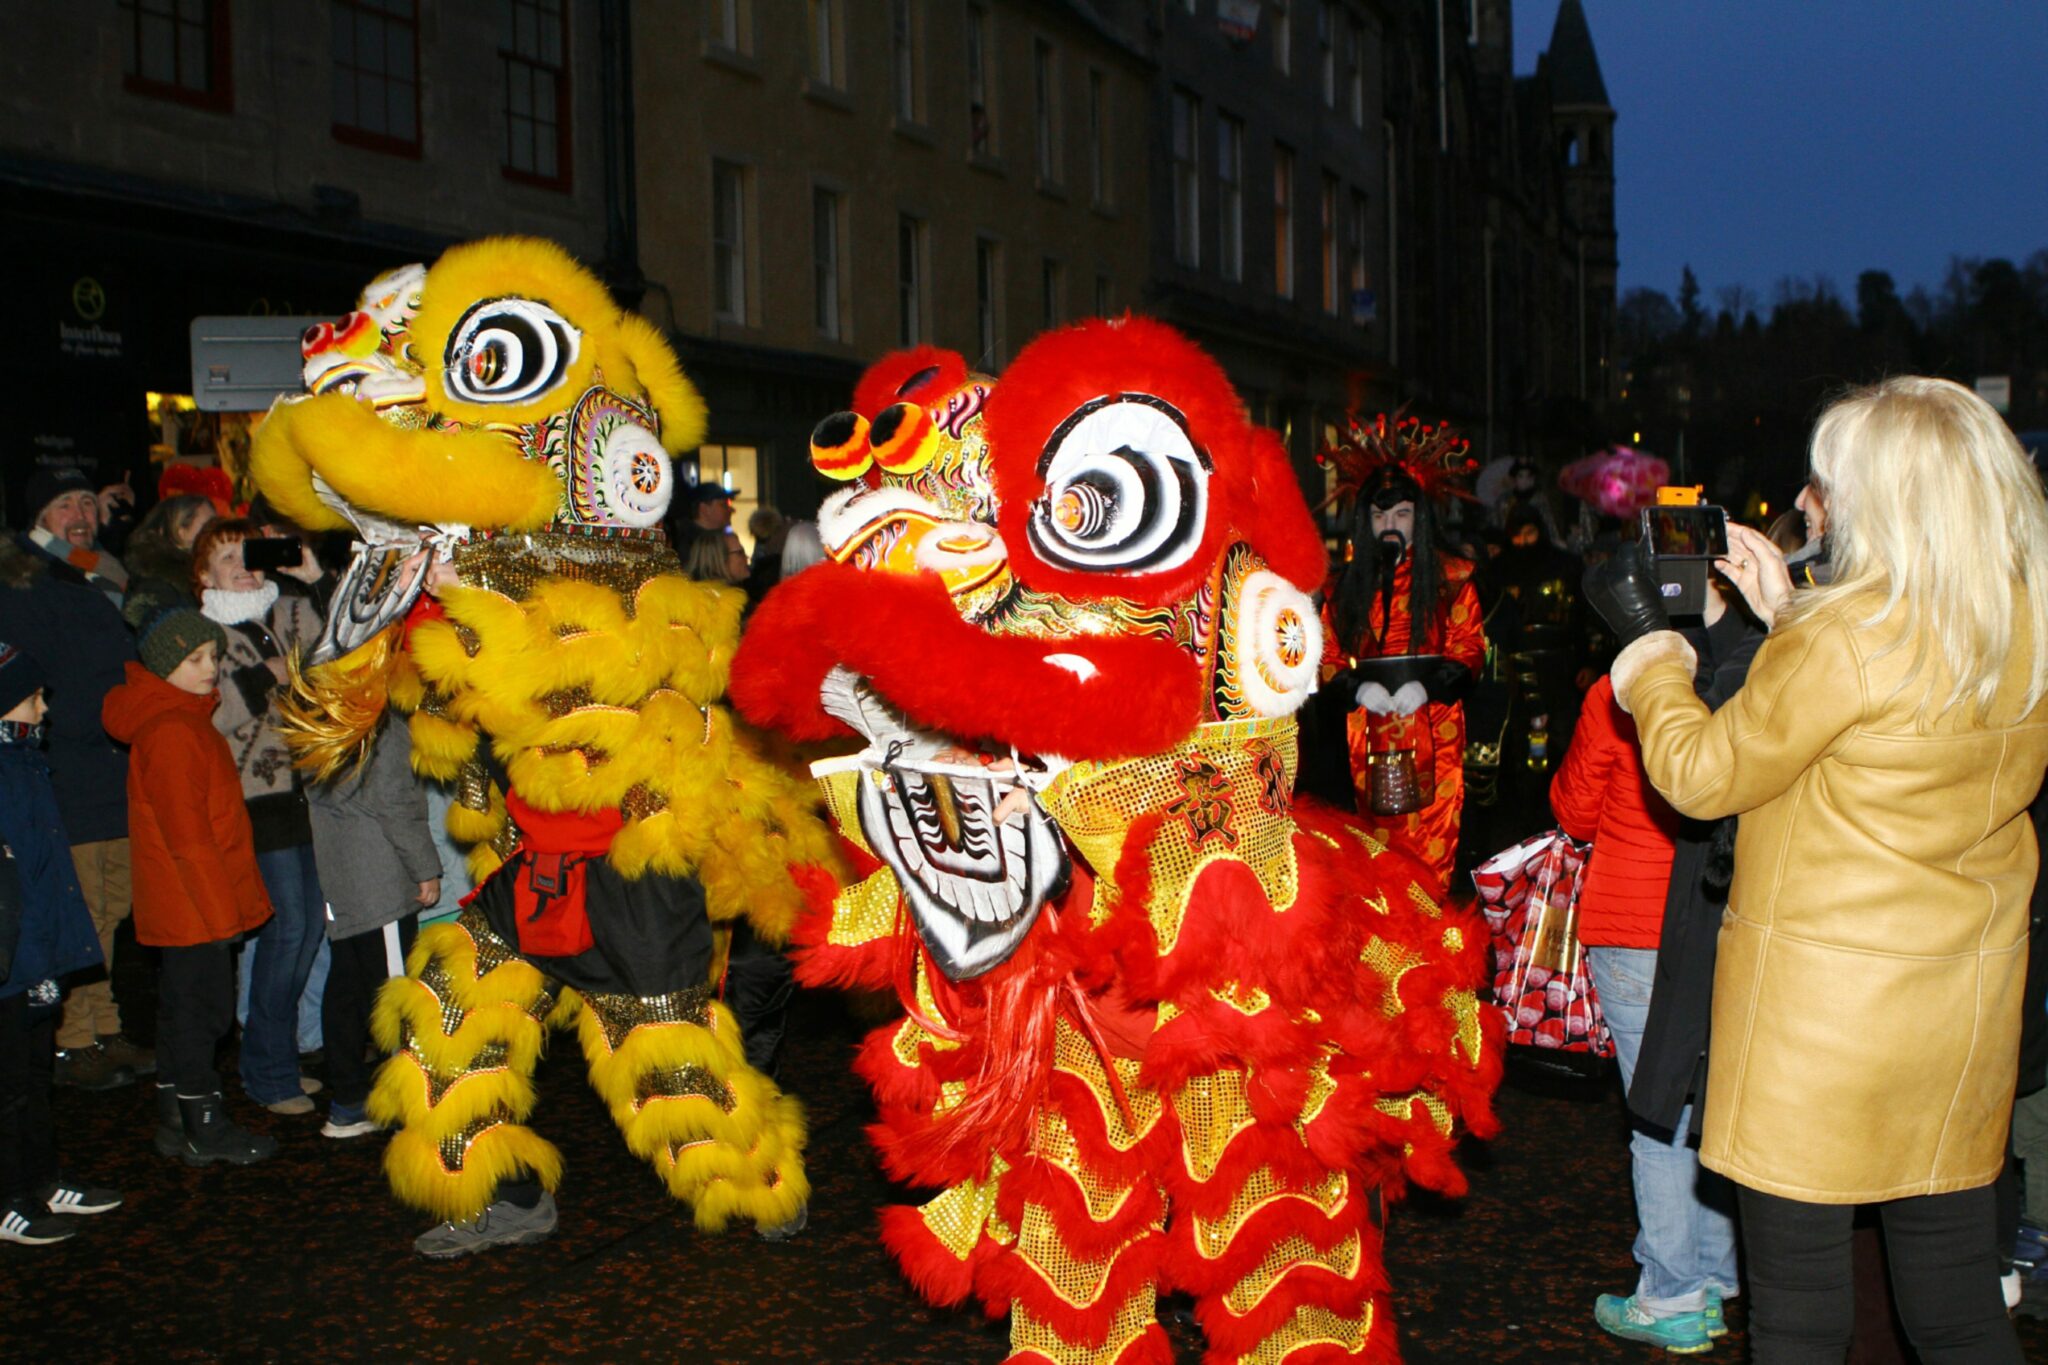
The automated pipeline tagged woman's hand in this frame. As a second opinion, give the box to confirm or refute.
[279,539,324,584]
[1716,523,1794,629]
[417,878,441,909]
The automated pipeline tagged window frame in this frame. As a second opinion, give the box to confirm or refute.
[1317,0,1335,106]
[711,0,752,54]
[1169,88,1201,269]
[1321,173,1341,314]
[975,236,1005,368]
[897,213,928,347]
[966,4,996,159]
[1086,67,1111,208]
[1348,186,1370,327]
[1041,257,1066,331]
[331,0,423,158]
[119,0,234,112]
[1273,143,1296,300]
[890,0,921,124]
[501,0,572,191]
[807,0,845,92]
[813,184,847,342]
[1032,37,1062,188]
[1217,113,1244,283]
[711,158,752,326]
[1271,0,1291,76]
[1347,11,1366,128]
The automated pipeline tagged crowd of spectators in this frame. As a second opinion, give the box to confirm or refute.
[0,471,825,1247]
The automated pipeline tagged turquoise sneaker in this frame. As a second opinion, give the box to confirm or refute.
[1702,1288,1728,1338]
[1594,1294,1714,1355]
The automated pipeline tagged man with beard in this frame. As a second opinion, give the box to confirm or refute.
[1318,436,1486,888]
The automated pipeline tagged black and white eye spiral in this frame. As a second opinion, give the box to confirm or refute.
[1028,394,1211,574]
[443,297,581,405]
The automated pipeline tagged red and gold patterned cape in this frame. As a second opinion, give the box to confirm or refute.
[1320,556,1486,886]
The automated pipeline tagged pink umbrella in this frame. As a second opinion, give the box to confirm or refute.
[1559,446,1670,519]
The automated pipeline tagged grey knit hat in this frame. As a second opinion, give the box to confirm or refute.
[139,608,227,680]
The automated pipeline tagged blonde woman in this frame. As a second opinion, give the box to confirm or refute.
[1586,377,2048,1362]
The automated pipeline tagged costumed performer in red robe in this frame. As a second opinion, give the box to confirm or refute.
[1318,415,1485,887]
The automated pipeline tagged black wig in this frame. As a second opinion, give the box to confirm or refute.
[1332,465,1444,657]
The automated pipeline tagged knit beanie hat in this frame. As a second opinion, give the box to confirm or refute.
[0,639,47,715]
[25,465,94,523]
[138,608,227,680]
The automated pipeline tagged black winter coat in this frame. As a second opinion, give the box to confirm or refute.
[0,536,134,843]
[0,739,104,997]
[1626,607,1766,1134]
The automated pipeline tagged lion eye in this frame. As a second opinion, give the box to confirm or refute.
[1028,395,1211,574]
[444,298,580,405]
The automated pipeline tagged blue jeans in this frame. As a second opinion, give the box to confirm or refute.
[1587,946,1740,1316]
[235,934,328,1052]
[240,844,326,1104]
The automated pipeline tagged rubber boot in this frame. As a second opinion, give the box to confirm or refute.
[152,1083,182,1159]
[176,1093,278,1167]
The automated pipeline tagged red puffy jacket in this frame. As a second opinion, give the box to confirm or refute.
[102,663,272,947]
[1548,675,1679,950]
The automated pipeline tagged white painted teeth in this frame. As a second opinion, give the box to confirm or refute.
[825,668,1069,980]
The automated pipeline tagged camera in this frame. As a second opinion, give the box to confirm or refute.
[1639,487,1727,616]
[241,536,305,574]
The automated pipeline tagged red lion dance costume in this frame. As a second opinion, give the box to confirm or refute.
[1315,416,1486,887]
[732,321,1501,1363]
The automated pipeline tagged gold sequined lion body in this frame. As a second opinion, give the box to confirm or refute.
[731,322,1502,1363]
[250,237,827,1236]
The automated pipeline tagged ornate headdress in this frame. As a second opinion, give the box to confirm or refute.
[1315,408,1478,515]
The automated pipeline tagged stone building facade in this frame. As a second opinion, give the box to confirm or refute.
[631,0,1154,521]
[1,0,1617,531]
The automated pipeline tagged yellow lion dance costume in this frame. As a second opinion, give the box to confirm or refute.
[250,237,829,1239]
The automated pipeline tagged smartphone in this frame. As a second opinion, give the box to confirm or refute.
[242,537,306,573]
[1640,505,1729,560]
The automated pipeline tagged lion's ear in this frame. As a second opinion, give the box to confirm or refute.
[850,346,970,420]
[614,312,707,455]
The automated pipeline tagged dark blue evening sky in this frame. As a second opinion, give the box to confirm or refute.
[1513,1,2048,306]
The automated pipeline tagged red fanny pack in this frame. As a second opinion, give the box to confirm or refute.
[499,792,623,960]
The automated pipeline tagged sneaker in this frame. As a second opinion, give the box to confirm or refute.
[756,1202,808,1242]
[176,1093,279,1166]
[95,1033,156,1077]
[2014,1218,2048,1270]
[39,1177,122,1216]
[263,1094,316,1116]
[414,1192,557,1260]
[321,1103,381,1140]
[52,1043,137,1092]
[300,1075,324,1096]
[0,1198,76,1245]
[1702,1287,1729,1339]
[1594,1294,1714,1355]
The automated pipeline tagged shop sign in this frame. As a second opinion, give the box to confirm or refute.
[57,275,124,361]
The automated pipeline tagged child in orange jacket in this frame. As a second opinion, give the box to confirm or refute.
[101,609,275,1166]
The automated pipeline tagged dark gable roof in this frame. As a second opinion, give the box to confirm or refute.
[1546,0,1610,107]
